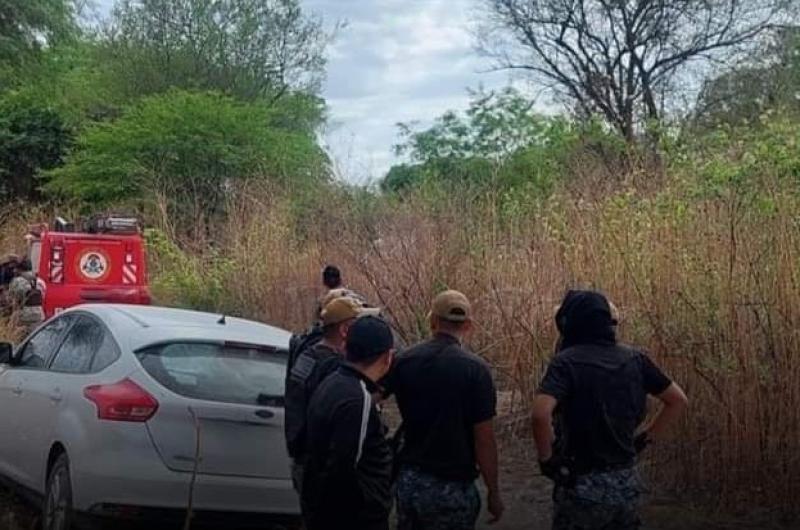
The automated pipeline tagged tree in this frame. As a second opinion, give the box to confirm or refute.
[0,0,74,65]
[384,87,623,194]
[46,90,328,238]
[0,97,72,200]
[695,26,800,128]
[480,0,796,142]
[99,0,328,102]
[395,87,554,163]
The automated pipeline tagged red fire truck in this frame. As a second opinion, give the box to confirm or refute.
[27,216,151,318]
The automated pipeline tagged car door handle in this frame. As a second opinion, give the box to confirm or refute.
[254,409,275,420]
[49,390,63,403]
[11,387,22,396]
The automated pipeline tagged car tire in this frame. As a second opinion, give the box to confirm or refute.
[42,453,74,530]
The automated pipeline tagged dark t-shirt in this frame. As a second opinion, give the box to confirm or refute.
[386,333,497,481]
[537,343,672,473]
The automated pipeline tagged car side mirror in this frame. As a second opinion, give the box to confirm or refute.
[0,342,13,364]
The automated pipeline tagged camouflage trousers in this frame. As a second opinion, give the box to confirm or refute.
[552,467,643,530]
[396,467,481,530]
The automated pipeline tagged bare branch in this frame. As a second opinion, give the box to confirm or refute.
[479,0,796,141]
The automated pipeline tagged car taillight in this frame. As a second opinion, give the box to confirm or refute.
[84,379,159,422]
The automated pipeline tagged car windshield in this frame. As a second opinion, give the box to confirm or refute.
[137,342,287,406]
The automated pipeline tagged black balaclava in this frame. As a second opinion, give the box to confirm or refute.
[555,290,617,351]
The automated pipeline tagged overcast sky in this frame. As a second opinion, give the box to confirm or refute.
[306,0,512,183]
[94,0,514,183]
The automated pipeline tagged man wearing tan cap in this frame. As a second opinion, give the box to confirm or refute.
[285,296,380,495]
[386,290,504,529]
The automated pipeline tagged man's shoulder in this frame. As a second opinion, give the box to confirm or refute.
[397,337,438,357]
[311,370,358,406]
[306,342,339,361]
[317,368,362,395]
[456,347,490,368]
[396,338,491,379]
[558,343,643,362]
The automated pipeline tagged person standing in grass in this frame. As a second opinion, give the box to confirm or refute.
[386,290,505,530]
[309,264,369,323]
[533,290,689,530]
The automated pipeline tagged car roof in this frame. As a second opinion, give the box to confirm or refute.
[65,304,292,352]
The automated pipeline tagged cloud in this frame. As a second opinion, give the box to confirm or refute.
[307,0,511,183]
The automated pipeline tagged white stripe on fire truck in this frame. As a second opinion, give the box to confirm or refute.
[51,265,63,282]
[122,264,137,284]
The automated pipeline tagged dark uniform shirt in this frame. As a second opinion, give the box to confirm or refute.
[303,364,393,530]
[387,333,497,482]
[538,343,672,474]
[284,342,340,460]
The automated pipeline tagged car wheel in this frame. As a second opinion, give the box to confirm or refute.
[43,453,74,530]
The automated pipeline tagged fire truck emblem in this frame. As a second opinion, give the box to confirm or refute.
[78,251,110,281]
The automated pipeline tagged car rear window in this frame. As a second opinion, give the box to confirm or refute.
[136,342,287,406]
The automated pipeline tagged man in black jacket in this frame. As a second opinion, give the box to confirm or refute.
[285,296,379,495]
[533,290,689,530]
[302,316,395,530]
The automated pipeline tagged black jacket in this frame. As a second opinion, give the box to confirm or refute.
[302,364,392,529]
[284,342,340,460]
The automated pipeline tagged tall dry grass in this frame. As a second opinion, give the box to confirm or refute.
[151,178,799,517]
[0,173,797,518]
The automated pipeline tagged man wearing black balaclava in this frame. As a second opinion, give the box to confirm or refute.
[533,290,688,530]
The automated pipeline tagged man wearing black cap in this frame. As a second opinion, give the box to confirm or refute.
[302,316,395,530]
[533,290,689,530]
[387,290,504,530]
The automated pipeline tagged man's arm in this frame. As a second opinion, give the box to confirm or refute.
[639,382,689,441]
[531,393,558,461]
[637,354,689,444]
[474,419,504,523]
[469,362,503,524]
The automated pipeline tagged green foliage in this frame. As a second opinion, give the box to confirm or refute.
[145,227,234,310]
[0,94,73,200]
[385,87,626,198]
[46,90,328,228]
[100,0,327,101]
[696,27,800,129]
[381,164,424,192]
[0,42,125,129]
[671,117,800,205]
[395,87,553,162]
[0,0,75,71]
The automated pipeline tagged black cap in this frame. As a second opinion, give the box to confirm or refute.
[346,316,394,363]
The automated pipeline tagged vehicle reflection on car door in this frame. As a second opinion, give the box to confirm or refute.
[138,342,291,482]
[17,315,108,490]
[0,315,74,489]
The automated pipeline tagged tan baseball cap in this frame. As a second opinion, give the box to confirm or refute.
[321,297,380,327]
[431,290,471,323]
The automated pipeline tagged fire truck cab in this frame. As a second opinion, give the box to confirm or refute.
[28,216,151,318]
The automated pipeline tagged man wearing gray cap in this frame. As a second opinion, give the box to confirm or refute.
[302,316,395,530]
[386,290,504,530]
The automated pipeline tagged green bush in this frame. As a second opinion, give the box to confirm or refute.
[47,89,328,231]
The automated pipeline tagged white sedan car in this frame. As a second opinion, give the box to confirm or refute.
[0,304,299,529]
